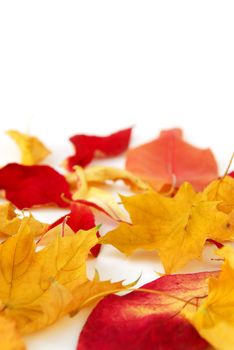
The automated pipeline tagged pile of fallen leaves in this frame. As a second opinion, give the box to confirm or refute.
[0,127,233,350]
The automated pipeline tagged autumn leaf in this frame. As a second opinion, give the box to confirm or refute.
[126,128,218,191]
[77,271,217,350]
[42,202,101,257]
[65,164,149,221]
[81,165,149,191]
[185,246,234,350]
[0,202,48,237]
[0,220,76,334]
[0,219,126,337]
[0,163,71,209]
[0,315,26,350]
[69,166,128,221]
[100,182,233,273]
[203,175,234,214]
[65,127,132,170]
[7,130,50,165]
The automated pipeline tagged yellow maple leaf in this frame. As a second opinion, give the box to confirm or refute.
[185,245,234,350]
[0,220,126,337]
[100,182,233,273]
[0,315,26,350]
[7,130,50,165]
[0,202,48,237]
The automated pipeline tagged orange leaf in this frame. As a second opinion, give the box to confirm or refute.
[126,128,218,191]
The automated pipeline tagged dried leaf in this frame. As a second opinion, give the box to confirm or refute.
[71,167,127,221]
[0,220,95,334]
[0,202,48,237]
[83,166,149,191]
[65,128,132,170]
[0,316,26,350]
[0,219,126,337]
[78,272,216,350]
[100,183,233,273]
[0,163,71,209]
[126,128,218,191]
[7,130,50,165]
[185,246,234,350]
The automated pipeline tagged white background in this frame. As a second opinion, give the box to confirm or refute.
[0,1,234,349]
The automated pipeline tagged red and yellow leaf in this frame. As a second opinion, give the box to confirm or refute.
[78,272,216,350]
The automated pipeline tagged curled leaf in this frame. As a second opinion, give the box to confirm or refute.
[7,130,50,165]
[82,166,149,191]
[70,167,128,221]
[65,127,132,170]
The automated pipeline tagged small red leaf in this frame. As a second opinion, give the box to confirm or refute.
[48,202,101,257]
[229,171,234,177]
[78,272,216,350]
[126,128,218,191]
[66,128,132,170]
[0,163,71,209]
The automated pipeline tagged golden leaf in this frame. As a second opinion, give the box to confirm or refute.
[0,220,97,334]
[7,130,50,165]
[0,220,126,338]
[100,183,233,273]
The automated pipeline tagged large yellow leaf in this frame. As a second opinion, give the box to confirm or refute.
[0,220,97,334]
[0,220,127,339]
[185,246,234,350]
[7,130,50,165]
[100,183,233,273]
[0,316,26,350]
[0,202,48,237]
